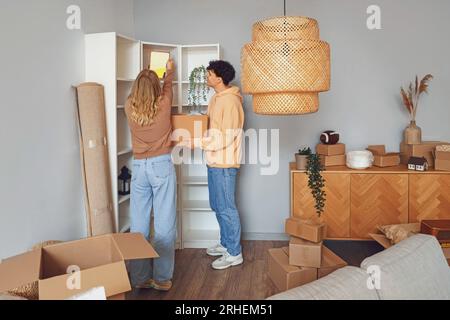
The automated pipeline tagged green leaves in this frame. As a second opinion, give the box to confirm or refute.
[306,153,326,218]
[189,65,210,113]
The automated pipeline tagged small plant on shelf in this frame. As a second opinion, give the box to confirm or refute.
[295,147,312,171]
[306,153,326,218]
[188,65,210,115]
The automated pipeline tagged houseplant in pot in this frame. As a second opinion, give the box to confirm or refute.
[400,74,433,144]
[188,65,210,115]
[295,147,312,170]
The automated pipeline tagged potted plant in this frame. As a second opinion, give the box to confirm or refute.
[188,65,210,115]
[295,147,312,170]
[306,153,326,218]
[400,74,433,144]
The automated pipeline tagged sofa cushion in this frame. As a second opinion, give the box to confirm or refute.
[267,266,379,300]
[361,234,450,300]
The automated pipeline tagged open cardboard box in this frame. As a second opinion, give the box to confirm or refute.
[369,233,450,266]
[367,145,400,167]
[285,217,327,243]
[0,233,158,300]
[171,113,208,142]
[268,247,317,292]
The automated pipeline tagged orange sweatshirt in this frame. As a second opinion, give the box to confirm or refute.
[125,70,174,159]
[199,86,245,168]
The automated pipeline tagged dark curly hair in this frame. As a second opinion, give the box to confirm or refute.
[207,60,236,86]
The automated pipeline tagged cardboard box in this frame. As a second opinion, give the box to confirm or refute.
[400,141,450,167]
[435,159,450,171]
[171,114,208,141]
[421,220,450,243]
[320,154,346,167]
[370,233,450,266]
[285,218,327,243]
[0,233,159,300]
[268,248,317,292]
[289,237,322,268]
[435,150,450,161]
[367,145,400,167]
[316,143,346,156]
[318,246,348,279]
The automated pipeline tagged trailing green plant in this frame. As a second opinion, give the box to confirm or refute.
[188,65,210,113]
[296,147,312,156]
[306,154,326,217]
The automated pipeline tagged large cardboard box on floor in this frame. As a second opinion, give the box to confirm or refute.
[0,233,158,300]
[370,233,450,266]
[171,114,208,142]
[285,217,327,243]
[289,236,322,268]
[400,141,450,167]
[318,246,348,278]
[268,248,317,292]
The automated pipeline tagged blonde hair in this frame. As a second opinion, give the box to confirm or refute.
[128,69,162,126]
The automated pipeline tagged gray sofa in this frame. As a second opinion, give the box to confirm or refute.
[268,234,450,300]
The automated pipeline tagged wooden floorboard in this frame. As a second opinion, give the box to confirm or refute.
[127,239,382,300]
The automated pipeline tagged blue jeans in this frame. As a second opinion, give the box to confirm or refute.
[207,166,242,256]
[129,154,177,285]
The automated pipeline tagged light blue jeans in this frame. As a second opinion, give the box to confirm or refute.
[207,166,242,256]
[129,154,177,285]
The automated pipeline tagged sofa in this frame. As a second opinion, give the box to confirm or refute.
[268,234,450,300]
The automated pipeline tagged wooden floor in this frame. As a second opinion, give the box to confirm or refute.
[127,240,383,300]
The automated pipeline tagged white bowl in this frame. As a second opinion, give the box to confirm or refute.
[346,151,374,170]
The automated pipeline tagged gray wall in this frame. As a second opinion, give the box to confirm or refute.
[0,0,134,259]
[134,0,450,239]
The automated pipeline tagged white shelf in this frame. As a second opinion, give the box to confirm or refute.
[118,194,130,204]
[117,147,133,156]
[183,229,220,249]
[117,77,135,82]
[117,105,125,109]
[181,176,208,185]
[183,200,211,211]
[119,216,131,233]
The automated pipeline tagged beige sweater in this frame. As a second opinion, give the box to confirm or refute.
[200,86,245,168]
[125,70,174,159]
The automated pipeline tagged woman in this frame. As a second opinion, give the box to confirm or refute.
[125,60,177,291]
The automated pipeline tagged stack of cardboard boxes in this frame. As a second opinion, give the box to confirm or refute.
[268,218,347,292]
[316,143,346,167]
[400,141,450,168]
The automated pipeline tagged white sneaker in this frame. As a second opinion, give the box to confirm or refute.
[206,244,228,257]
[211,252,243,270]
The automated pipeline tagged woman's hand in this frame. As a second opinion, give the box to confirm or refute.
[166,59,175,72]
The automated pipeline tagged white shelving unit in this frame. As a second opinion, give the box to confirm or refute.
[86,32,220,249]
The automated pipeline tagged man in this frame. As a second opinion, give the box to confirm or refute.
[188,60,245,270]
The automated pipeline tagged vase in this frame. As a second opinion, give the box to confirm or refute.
[404,120,422,145]
[295,154,308,171]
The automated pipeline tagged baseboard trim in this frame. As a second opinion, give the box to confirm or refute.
[242,232,289,241]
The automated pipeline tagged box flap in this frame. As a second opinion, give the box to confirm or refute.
[367,145,386,155]
[369,233,392,249]
[112,233,159,260]
[0,249,42,293]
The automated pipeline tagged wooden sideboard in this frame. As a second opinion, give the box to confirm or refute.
[290,163,450,239]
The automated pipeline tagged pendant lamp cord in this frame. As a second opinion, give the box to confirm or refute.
[284,0,286,16]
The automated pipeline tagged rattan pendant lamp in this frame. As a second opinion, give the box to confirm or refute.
[241,1,331,115]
